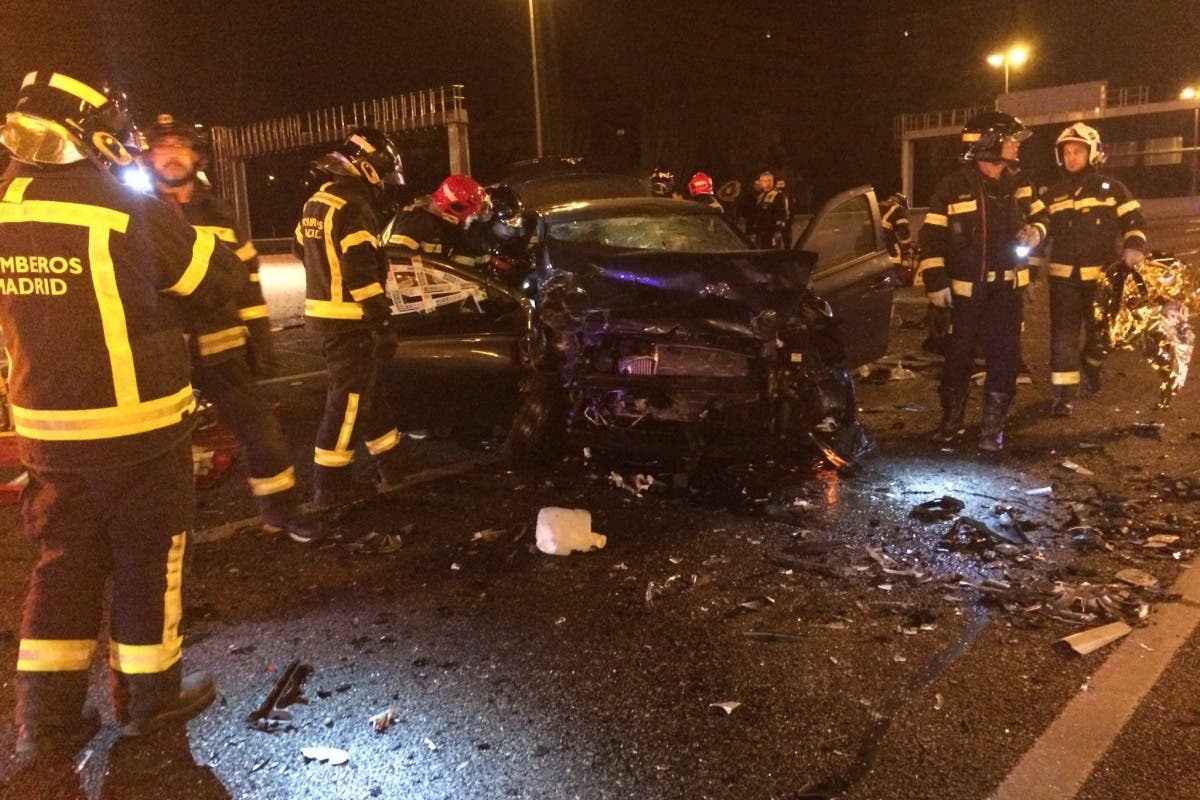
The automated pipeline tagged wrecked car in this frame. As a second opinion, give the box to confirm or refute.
[380,186,895,470]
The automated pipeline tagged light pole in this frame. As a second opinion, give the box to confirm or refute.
[987,45,1029,95]
[1182,87,1199,196]
[528,0,544,158]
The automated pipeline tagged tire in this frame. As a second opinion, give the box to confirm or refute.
[503,374,563,467]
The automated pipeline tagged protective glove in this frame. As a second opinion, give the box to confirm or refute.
[927,288,953,309]
[1122,247,1144,268]
[1017,224,1043,249]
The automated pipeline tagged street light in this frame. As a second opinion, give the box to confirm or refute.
[1182,86,1199,195]
[987,45,1030,95]
[528,0,544,158]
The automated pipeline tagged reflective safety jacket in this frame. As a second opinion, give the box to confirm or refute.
[1034,168,1146,283]
[750,188,790,241]
[295,179,390,333]
[917,164,1048,298]
[0,162,245,469]
[880,198,913,266]
[386,202,488,268]
[157,185,267,363]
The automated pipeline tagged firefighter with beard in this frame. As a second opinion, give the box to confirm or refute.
[145,114,312,541]
[0,71,243,763]
[1038,122,1147,415]
[918,111,1048,451]
[296,128,406,509]
[687,172,725,213]
[387,174,490,270]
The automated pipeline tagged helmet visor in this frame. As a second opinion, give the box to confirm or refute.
[0,113,85,165]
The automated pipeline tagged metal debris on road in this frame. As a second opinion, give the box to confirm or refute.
[1060,459,1096,477]
[909,495,965,522]
[301,746,349,766]
[742,630,805,642]
[1128,421,1165,438]
[1069,527,1111,551]
[1115,568,1160,589]
[608,470,655,497]
[368,708,397,733]
[645,574,701,609]
[471,527,505,542]
[1060,621,1133,655]
[345,530,404,555]
[1025,486,1053,496]
[709,701,742,715]
[248,659,312,732]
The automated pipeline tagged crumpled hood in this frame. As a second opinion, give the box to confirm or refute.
[539,245,818,340]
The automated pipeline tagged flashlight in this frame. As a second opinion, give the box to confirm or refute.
[120,166,154,194]
[1014,244,1032,259]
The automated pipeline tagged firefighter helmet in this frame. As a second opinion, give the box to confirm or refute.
[432,175,488,224]
[649,168,676,197]
[1054,122,1105,166]
[688,172,714,198]
[145,113,208,152]
[959,111,1031,163]
[313,127,404,191]
[487,183,525,239]
[0,71,139,176]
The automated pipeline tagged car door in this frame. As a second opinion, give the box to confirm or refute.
[381,253,526,429]
[793,186,894,367]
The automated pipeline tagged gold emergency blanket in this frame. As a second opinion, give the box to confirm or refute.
[1095,255,1199,408]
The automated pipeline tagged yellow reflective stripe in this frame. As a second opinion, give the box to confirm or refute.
[193,225,237,243]
[249,466,295,497]
[336,393,359,452]
[17,639,96,672]
[48,73,108,107]
[1015,268,1030,287]
[1125,229,1146,240]
[946,200,977,215]
[4,177,32,203]
[1028,199,1046,216]
[323,204,342,304]
[314,447,354,467]
[164,228,215,296]
[1015,186,1032,199]
[248,273,260,282]
[294,223,304,245]
[1078,266,1102,282]
[110,532,185,675]
[312,191,346,209]
[83,226,140,405]
[304,298,364,320]
[340,230,379,250]
[917,256,945,270]
[452,253,478,266]
[349,283,384,302]
[196,325,247,356]
[0,199,128,231]
[1076,197,1115,210]
[1117,200,1141,217]
[923,213,947,227]
[366,428,400,455]
[235,241,257,261]
[421,241,444,254]
[951,280,974,297]
[1028,256,1047,266]
[1052,371,1081,386]
[12,385,195,441]
[1048,199,1073,214]
[1048,263,1074,278]
[237,304,269,321]
[391,234,420,250]
[1033,222,1047,237]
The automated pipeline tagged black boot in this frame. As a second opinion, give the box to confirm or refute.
[931,385,968,443]
[119,671,216,738]
[1050,384,1076,417]
[1081,363,1102,396]
[978,391,1014,452]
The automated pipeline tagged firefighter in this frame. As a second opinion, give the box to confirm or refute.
[918,111,1048,451]
[749,170,789,249]
[296,127,406,508]
[687,172,725,213]
[466,183,535,285]
[880,192,915,277]
[144,114,312,541]
[0,71,243,761]
[1038,122,1147,415]
[387,174,490,270]
[649,168,677,198]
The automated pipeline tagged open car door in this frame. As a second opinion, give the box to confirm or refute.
[792,185,894,367]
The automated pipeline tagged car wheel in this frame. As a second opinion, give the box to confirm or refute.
[503,373,563,467]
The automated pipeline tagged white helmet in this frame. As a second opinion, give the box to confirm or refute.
[1055,122,1105,166]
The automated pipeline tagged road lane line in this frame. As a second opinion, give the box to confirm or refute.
[991,561,1200,800]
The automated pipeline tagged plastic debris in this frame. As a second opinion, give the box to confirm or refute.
[535,507,606,555]
[709,701,742,715]
[910,495,965,522]
[301,746,349,766]
[471,528,504,543]
[368,708,397,733]
[1115,568,1159,589]
[1060,459,1095,477]
[609,471,655,498]
[1060,621,1133,655]
[1025,486,1053,496]
[248,660,311,732]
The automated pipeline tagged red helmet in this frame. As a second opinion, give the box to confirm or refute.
[688,172,714,197]
[432,175,488,223]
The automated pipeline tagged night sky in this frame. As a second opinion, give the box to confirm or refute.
[2,1,1198,230]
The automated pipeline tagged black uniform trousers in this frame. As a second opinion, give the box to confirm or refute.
[193,354,296,523]
[16,439,193,726]
[313,328,402,496]
[1049,276,1103,387]
[942,282,1024,397]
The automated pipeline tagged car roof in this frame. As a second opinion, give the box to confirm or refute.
[538,196,722,223]
[507,172,650,210]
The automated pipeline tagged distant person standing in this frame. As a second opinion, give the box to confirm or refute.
[1038,122,1147,415]
[749,170,789,248]
[918,112,1047,451]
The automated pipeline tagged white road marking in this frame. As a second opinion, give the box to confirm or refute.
[990,559,1200,799]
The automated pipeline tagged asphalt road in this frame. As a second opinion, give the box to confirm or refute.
[2,270,1200,799]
